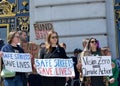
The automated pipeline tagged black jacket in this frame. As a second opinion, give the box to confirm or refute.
[39,46,68,86]
[40,46,68,59]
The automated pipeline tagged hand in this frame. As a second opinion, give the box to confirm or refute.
[33,64,36,69]
[76,62,82,70]
[109,78,115,84]
[0,51,3,57]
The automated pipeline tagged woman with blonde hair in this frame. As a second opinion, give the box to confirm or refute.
[1,31,27,86]
[39,30,68,86]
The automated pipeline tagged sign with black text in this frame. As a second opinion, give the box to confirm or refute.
[81,56,112,76]
[2,52,32,72]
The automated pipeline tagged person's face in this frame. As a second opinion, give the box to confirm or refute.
[12,33,20,44]
[105,49,111,56]
[90,39,97,48]
[21,32,27,42]
[50,33,58,45]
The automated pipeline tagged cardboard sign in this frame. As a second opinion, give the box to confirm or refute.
[2,52,32,72]
[81,56,112,76]
[35,58,75,77]
[34,23,53,39]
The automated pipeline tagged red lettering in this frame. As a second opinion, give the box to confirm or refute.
[60,68,66,75]
[38,68,52,75]
[55,68,72,75]
[67,68,72,75]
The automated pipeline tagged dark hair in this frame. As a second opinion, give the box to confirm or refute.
[60,42,66,49]
[18,30,27,36]
[40,42,45,47]
[87,37,100,51]
[74,48,82,54]
[0,39,4,44]
[101,47,110,56]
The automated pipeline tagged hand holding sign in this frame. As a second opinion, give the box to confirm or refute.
[2,52,32,72]
[76,62,82,73]
[81,56,112,76]
[35,58,75,77]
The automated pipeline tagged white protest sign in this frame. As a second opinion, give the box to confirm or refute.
[81,56,112,76]
[35,58,75,77]
[2,52,32,72]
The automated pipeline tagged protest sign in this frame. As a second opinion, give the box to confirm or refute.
[2,52,32,72]
[34,23,53,39]
[35,58,75,77]
[81,56,112,76]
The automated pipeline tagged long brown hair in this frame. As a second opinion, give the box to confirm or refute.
[87,37,100,52]
[45,30,59,53]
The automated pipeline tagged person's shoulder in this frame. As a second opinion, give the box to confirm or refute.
[2,44,10,49]
[1,44,12,51]
[59,46,65,50]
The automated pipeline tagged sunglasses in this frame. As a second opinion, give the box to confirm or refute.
[14,36,20,38]
[90,40,97,43]
[51,36,58,39]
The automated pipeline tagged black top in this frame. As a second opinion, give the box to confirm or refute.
[40,46,68,86]
[40,46,68,59]
[91,50,105,86]
[71,56,79,79]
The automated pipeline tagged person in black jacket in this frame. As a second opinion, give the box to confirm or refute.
[39,30,68,86]
[1,31,27,86]
[66,48,82,86]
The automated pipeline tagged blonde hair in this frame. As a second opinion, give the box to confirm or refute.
[7,31,18,44]
[46,30,59,53]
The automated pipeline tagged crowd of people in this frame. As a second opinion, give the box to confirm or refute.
[0,30,120,86]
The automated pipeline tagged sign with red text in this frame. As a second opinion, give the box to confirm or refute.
[35,58,75,77]
[2,52,32,72]
[34,23,53,39]
[81,56,112,76]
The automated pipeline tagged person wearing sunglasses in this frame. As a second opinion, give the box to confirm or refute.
[77,37,107,86]
[87,38,106,86]
[1,31,27,86]
[39,30,68,86]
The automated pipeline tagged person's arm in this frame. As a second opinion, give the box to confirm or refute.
[76,53,82,72]
[0,51,3,58]
[109,60,119,83]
